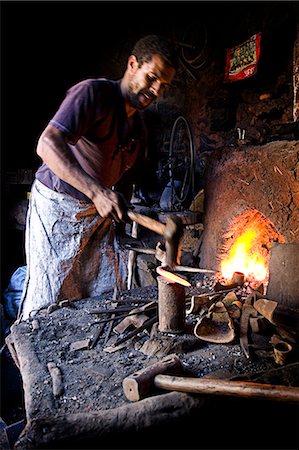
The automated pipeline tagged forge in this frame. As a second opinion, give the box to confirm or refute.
[200,141,299,297]
[219,209,285,284]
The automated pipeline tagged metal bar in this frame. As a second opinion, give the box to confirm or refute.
[91,307,157,324]
[103,285,119,347]
[88,306,148,314]
[111,315,158,347]
[89,322,106,349]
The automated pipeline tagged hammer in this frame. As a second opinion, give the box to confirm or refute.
[75,205,183,267]
[123,354,299,404]
[127,211,184,267]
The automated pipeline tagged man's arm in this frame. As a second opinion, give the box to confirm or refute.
[36,124,128,221]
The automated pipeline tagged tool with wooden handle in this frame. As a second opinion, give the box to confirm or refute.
[127,211,166,235]
[127,211,183,267]
[152,375,299,404]
[123,354,184,401]
[123,354,299,404]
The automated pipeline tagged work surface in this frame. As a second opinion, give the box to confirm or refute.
[7,283,299,450]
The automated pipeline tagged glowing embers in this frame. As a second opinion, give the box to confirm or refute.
[219,210,285,284]
[156,266,191,287]
[221,227,268,282]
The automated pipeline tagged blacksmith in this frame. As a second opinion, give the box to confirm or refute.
[18,35,178,320]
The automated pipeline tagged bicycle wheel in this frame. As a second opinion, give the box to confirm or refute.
[168,116,195,208]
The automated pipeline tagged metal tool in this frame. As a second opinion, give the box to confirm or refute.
[127,211,183,267]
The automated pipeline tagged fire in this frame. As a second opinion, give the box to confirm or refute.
[156,266,191,287]
[220,227,268,283]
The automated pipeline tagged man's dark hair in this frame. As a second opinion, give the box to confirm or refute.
[132,34,179,70]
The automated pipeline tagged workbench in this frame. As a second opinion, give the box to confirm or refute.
[6,285,299,450]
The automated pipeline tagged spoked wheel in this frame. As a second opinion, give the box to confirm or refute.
[168,115,195,209]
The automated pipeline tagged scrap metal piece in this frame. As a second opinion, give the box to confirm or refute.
[104,315,158,351]
[249,315,269,334]
[47,362,64,398]
[58,299,78,309]
[186,293,221,315]
[47,303,58,314]
[103,285,119,347]
[31,319,40,332]
[103,342,132,353]
[240,294,258,358]
[70,338,91,351]
[194,301,235,343]
[270,334,293,366]
[113,302,157,335]
[254,298,299,331]
[89,323,106,349]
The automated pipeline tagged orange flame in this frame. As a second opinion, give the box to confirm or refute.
[156,266,191,287]
[220,227,268,283]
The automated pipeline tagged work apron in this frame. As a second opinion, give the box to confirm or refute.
[18,180,128,320]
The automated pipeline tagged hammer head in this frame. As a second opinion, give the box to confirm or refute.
[163,215,184,268]
[126,210,183,268]
[122,353,184,401]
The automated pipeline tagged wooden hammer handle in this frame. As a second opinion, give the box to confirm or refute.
[154,375,299,404]
[127,211,166,236]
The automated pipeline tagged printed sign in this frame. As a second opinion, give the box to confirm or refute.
[225,33,261,82]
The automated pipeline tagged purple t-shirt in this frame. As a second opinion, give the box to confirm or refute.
[36,78,147,201]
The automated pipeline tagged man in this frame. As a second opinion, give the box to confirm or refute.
[18,35,178,320]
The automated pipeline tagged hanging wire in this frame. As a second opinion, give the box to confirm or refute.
[172,21,209,80]
[181,23,208,70]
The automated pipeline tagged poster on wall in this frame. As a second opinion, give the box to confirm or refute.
[224,32,261,82]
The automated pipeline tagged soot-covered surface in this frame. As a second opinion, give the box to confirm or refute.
[7,277,299,450]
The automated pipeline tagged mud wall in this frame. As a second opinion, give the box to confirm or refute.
[199,140,299,271]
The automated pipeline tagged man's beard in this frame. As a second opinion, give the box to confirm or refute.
[127,87,156,110]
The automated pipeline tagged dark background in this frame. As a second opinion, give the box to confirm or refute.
[0,0,232,288]
[1,0,297,286]
[3,0,293,169]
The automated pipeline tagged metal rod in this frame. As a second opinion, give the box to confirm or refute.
[91,307,157,324]
[89,323,106,349]
[111,315,158,347]
[88,306,151,314]
[174,265,217,274]
[103,285,119,347]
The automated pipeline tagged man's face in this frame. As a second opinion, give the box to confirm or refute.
[127,54,176,110]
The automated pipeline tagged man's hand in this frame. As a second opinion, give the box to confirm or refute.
[37,126,130,223]
[92,188,129,223]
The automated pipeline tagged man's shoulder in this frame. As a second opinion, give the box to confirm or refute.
[68,78,121,106]
[74,78,119,92]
